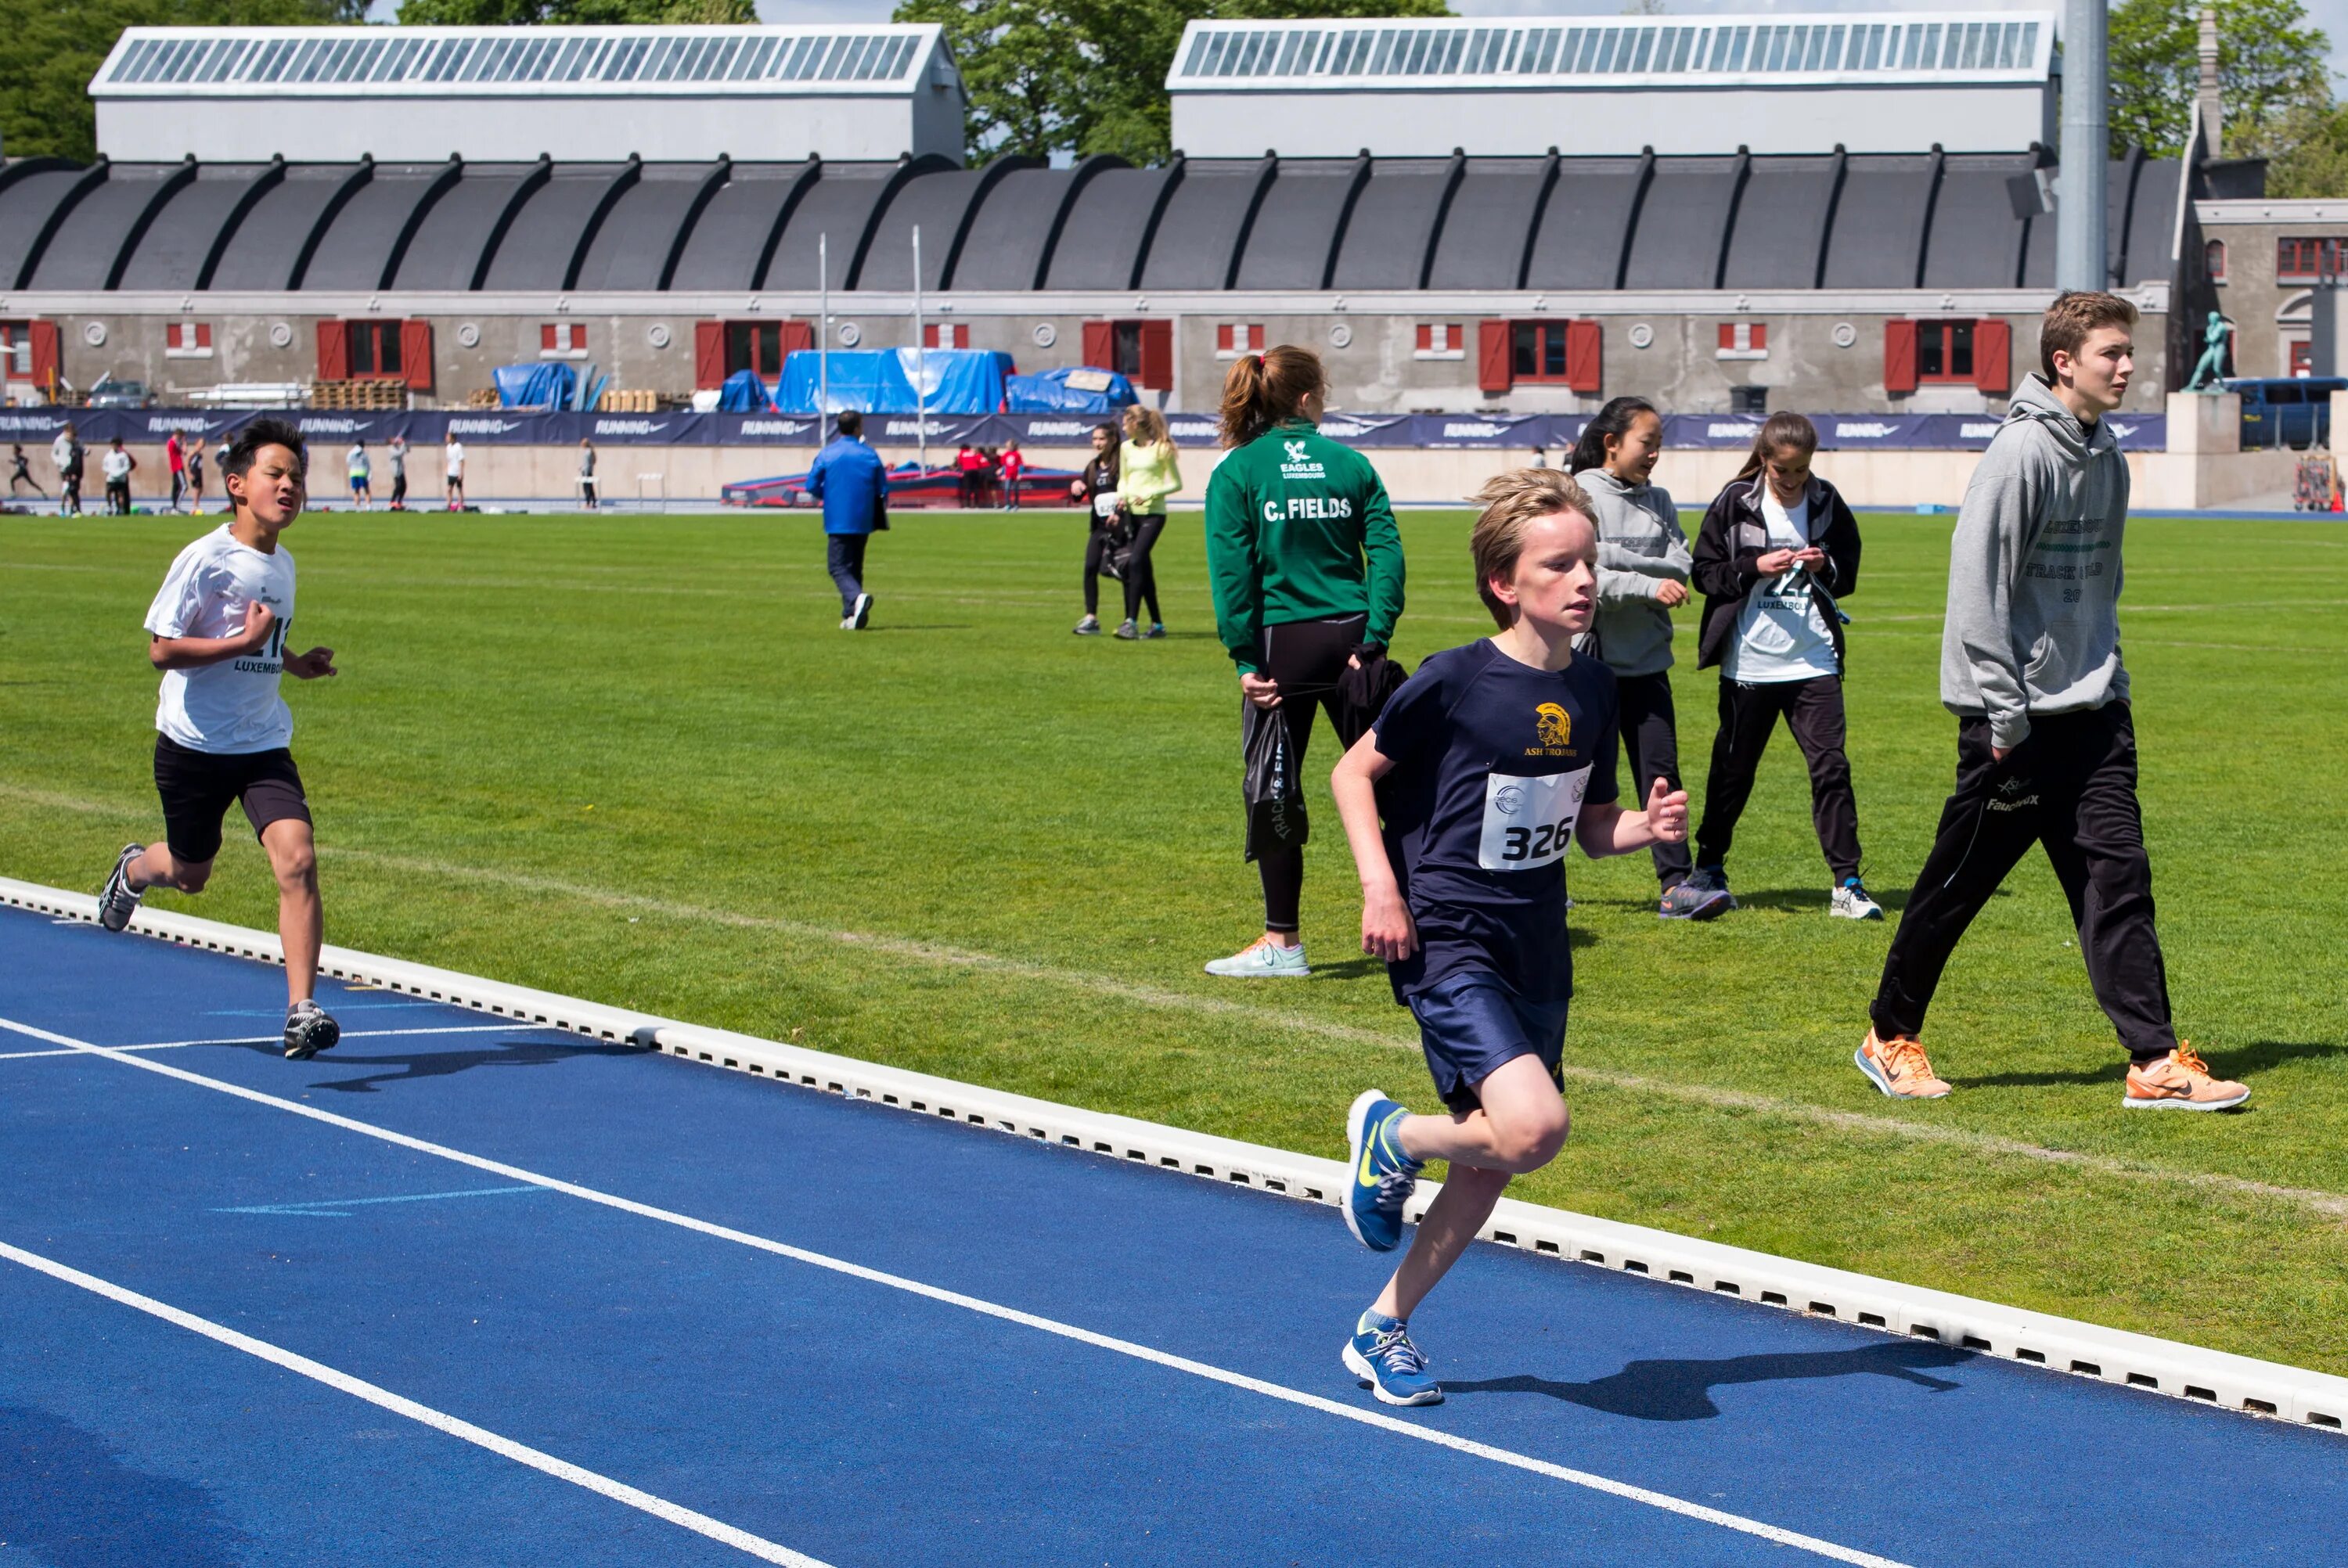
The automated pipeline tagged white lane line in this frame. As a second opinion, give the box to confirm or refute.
[0,1011,1911,1568]
[0,1023,549,1063]
[0,1236,831,1567]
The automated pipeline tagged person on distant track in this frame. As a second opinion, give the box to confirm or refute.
[1201,343,1404,978]
[807,409,888,631]
[166,431,187,512]
[1000,439,1025,511]
[443,431,466,511]
[186,435,207,516]
[386,434,408,511]
[1570,397,1706,919]
[1114,405,1183,640]
[54,424,84,516]
[578,438,599,510]
[96,416,344,1063]
[1687,412,1880,920]
[1071,422,1122,636]
[9,443,45,500]
[103,438,136,515]
[347,441,372,511]
[1856,290,2249,1110]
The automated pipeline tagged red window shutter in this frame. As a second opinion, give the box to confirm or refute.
[693,321,725,390]
[1477,319,1511,394]
[780,319,813,357]
[1717,322,1735,350]
[542,323,557,351]
[1884,319,1918,394]
[922,324,938,348]
[1138,319,1172,389]
[1972,318,2012,394]
[1217,324,1233,352]
[1416,323,1432,351]
[316,320,350,381]
[167,323,182,350]
[1248,325,1262,350]
[1564,318,1602,394]
[399,318,433,391]
[196,323,212,349]
[1751,322,1767,351]
[29,320,59,389]
[1081,320,1115,369]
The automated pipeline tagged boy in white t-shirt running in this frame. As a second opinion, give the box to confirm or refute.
[97,417,345,1060]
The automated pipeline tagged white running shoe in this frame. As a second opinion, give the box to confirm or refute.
[851,593,873,630]
[1203,939,1310,978]
[1830,879,1885,921]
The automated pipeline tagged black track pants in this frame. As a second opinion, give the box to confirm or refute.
[1082,527,1114,617]
[1248,613,1368,934]
[1870,704,2175,1060]
[1614,670,1694,890]
[1122,515,1165,624]
[1694,674,1862,882]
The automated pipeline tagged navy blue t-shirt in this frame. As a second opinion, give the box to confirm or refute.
[1371,638,1622,1005]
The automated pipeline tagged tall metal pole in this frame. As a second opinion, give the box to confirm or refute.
[2057,0,2108,294]
[818,232,830,430]
[912,225,927,473]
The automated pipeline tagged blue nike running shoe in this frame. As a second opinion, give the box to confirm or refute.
[1344,1089,1421,1252]
[1343,1312,1442,1406]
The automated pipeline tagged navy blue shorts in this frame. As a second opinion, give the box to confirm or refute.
[1405,974,1569,1114]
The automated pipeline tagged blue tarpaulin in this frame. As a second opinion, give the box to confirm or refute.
[774,349,1014,415]
[492,362,578,409]
[1003,365,1137,415]
[717,369,775,412]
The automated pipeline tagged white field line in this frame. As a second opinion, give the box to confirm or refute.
[0,1235,830,1567]
[0,1011,1911,1568]
[2,786,2339,1223]
[0,1023,534,1063]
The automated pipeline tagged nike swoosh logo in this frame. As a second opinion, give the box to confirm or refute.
[1358,1134,1380,1188]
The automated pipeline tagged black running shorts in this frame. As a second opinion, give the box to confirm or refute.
[153,733,312,865]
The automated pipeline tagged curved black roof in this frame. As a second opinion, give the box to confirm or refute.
[0,149,2175,295]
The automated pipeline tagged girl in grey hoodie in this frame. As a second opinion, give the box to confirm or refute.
[1569,397,1709,916]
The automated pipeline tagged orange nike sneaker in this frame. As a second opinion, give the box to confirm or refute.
[2123,1045,2249,1111]
[1854,1030,1952,1099]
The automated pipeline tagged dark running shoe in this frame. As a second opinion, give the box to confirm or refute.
[283,1000,341,1060]
[1658,867,1735,921]
[99,843,145,933]
[1142,622,1166,639]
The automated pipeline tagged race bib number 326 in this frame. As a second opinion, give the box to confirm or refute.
[1478,765,1594,871]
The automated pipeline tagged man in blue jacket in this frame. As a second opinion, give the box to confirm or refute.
[807,410,888,630]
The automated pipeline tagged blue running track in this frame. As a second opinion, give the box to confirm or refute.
[1,901,2339,1567]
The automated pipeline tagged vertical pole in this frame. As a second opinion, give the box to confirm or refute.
[2057,0,2108,293]
[913,224,927,473]
[819,232,830,427]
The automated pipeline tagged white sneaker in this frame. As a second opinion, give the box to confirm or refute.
[1830,879,1885,920]
[1203,939,1310,978]
[851,593,873,630]
[839,616,856,631]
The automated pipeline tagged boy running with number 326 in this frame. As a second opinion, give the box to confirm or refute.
[97,418,345,1061]
[1326,469,1689,1406]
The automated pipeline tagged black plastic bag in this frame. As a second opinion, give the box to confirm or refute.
[1241,699,1308,861]
[1333,644,1409,748]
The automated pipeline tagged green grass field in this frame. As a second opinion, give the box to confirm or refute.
[5,503,2346,1373]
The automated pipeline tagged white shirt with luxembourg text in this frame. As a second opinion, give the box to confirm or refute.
[144,525,297,754]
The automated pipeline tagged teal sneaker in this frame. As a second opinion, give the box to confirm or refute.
[1343,1090,1421,1251]
[1342,1312,1442,1406]
[1203,939,1309,978]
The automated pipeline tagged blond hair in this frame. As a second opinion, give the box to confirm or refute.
[1122,404,1169,447]
[2040,290,2138,381]
[1468,468,1595,629]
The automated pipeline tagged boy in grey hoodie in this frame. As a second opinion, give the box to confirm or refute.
[1858,291,2247,1111]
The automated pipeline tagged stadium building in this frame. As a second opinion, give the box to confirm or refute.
[0,9,2292,505]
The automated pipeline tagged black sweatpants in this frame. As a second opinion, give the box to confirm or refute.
[1870,704,2175,1060]
[1082,526,1117,616]
[1615,670,1694,890]
[1695,674,1861,881]
[1122,515,1165,624]
[1250,612,1368,934]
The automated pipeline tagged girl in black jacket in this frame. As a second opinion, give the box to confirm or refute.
[1687,412,1881,919]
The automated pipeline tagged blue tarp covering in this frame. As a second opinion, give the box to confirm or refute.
[774,349,1015,415]
[717,369,775,412]
[492,363,578,409]
[1003,365,1137,415]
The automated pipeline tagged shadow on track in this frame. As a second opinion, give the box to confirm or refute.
[1444,1340,1971,1422]
[0,1404,250,1568]
[235,1037,648,1095]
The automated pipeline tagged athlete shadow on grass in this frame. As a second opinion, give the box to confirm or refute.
[1444,1340,1970,1422]
[1967,1038,2340,1091]
[236,1037,646,1095]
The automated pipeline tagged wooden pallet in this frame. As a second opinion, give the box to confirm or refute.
[310,380,409,412]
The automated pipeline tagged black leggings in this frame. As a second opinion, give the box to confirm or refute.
[1122,515,1165,624]
[1614,670,1694,890]
[1249,613,1368,934]
[1082,526,1115,616]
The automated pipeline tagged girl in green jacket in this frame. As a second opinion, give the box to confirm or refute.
[1201,344,1406,979]
[1113,404,1183,639]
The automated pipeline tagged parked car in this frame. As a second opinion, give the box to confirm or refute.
[2225,376,2348,451]
[85,377,154,409]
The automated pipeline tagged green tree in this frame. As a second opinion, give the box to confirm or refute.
[2108,0,2330,158]
[395,0,750,24]
[2236,97,2348,196]
[894,0,1449,167]
[0,0,364,163]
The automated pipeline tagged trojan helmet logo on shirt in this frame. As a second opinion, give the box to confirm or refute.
[1535,703,1572,749]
